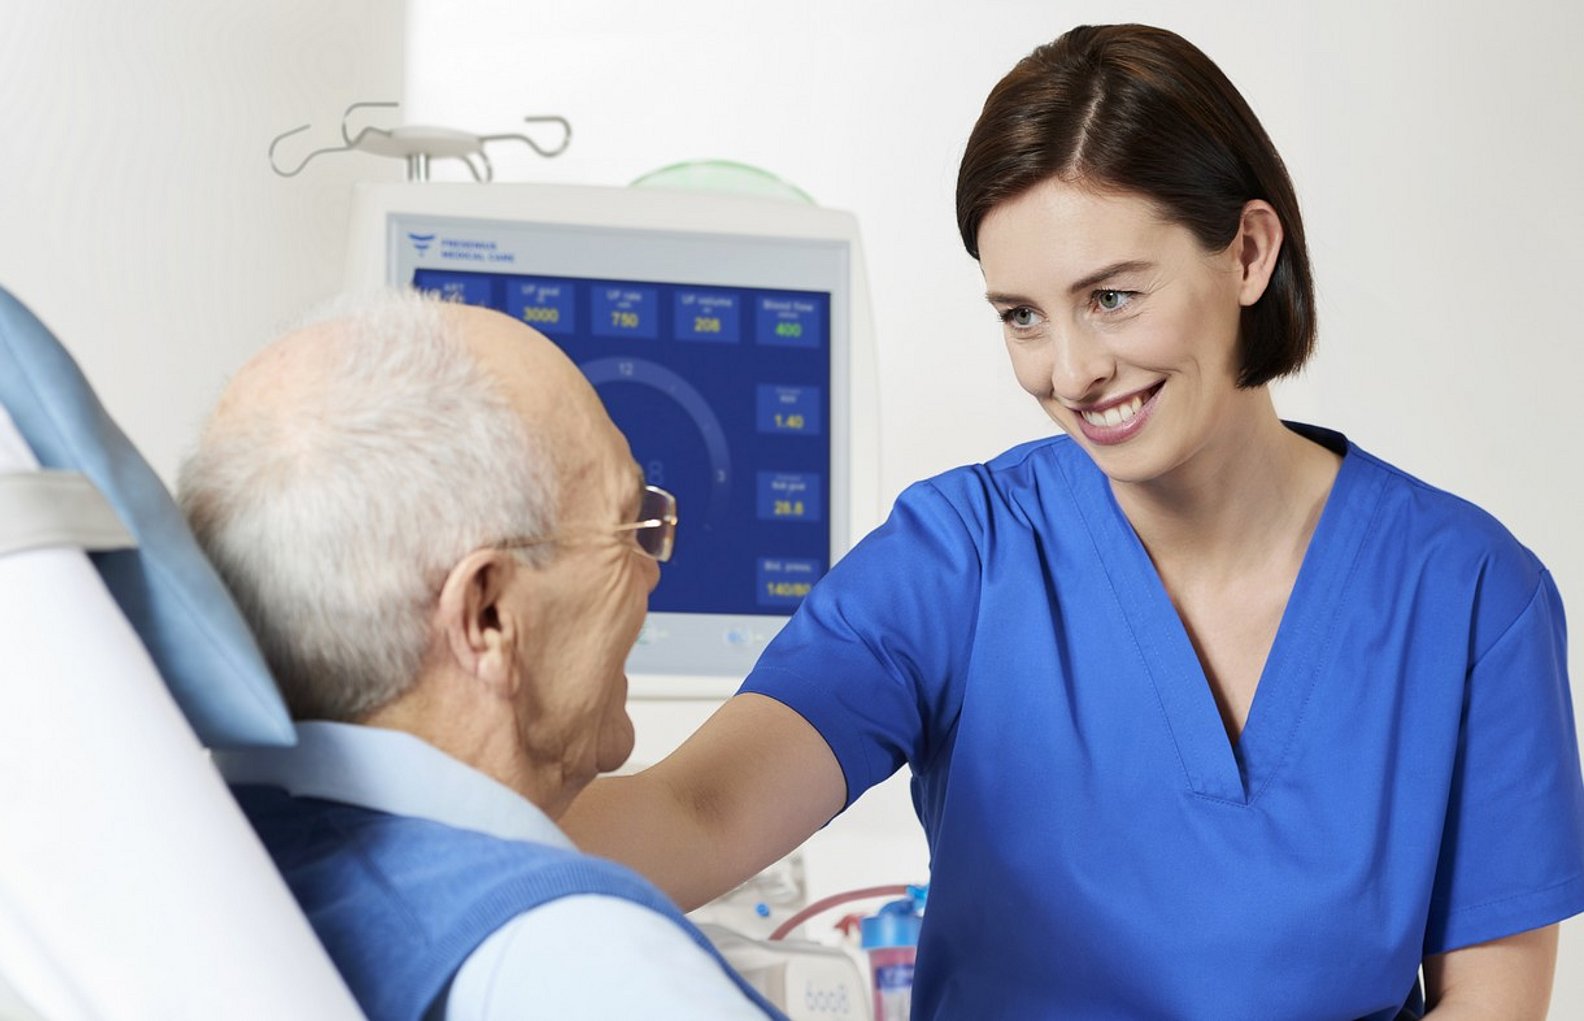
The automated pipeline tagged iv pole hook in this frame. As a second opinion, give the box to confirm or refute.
[268,101,403,178]
[268,103,571,180]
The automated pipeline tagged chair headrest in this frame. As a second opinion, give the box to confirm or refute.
[0,286,292,748]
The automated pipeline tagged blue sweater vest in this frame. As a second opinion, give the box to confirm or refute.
[232,785,785,1021]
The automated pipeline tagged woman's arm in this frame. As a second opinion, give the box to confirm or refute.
[561,693,847,910]
[1422,924,1558,1019]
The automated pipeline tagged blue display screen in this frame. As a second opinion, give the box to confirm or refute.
[413,268,830,616]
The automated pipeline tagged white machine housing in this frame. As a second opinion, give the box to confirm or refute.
[697,924,870,1021]
[346,182,881,698]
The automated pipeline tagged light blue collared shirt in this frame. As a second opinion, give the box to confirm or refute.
[218,722,764,1020]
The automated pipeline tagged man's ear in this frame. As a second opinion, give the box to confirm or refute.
[1233,199,1284,308]
[436,549,521,695]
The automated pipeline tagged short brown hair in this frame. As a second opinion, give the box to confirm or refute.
[956,25,1315,387]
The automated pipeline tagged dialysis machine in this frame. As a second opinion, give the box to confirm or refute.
[346,182,880,695]
[346,181,884,1018]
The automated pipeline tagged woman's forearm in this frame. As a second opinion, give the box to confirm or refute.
[1421,924,1558,1021]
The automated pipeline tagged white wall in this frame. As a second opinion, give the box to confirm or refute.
[407,0,1584,1006]
[0,0,405,483]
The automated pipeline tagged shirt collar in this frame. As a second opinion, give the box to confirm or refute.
[214,720,574,850]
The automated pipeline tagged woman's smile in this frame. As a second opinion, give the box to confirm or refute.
[1070,381,1165,444]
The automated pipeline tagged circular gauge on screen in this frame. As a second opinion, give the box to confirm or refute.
[579,355,733,531]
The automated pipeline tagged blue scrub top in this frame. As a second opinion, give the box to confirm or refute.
[742,425,1584,1020]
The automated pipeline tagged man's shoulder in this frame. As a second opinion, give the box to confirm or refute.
[314,798,673,906]
[241,791,771,1017]
[448,895,770,1020]
[238,788,681,941]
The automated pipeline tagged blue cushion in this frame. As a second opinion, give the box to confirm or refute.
[0,286,292,748]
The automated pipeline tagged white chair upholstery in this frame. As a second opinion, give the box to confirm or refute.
[0,407,364,1019]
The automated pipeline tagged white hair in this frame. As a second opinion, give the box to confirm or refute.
[178,290,558,721]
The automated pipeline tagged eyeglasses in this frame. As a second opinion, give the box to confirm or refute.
[497,484,678,562]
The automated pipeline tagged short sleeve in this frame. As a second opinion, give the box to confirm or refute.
[739,480,981,808]
[1424,570,1584,954]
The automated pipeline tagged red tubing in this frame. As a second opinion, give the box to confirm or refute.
[767,884,912,942]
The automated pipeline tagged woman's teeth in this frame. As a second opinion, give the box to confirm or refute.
[1081,392,1145,428]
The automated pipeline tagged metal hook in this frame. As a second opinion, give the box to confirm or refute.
[341,101,400,146]
[270,105,571,180]
[268,100,402,178]
[268,123,336,178]
[463,151,493,183]
[480,115,573,159]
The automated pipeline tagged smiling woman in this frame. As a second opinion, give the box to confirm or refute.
[562,23,1584,1021]
[957,23,1315,389]
[979,181,1275,477]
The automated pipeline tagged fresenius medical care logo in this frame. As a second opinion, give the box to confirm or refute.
[407,232,436,256]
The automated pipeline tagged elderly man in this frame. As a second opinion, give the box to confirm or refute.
[180,292,779,1021]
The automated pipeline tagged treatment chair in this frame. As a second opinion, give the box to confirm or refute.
[0,287,363,1019]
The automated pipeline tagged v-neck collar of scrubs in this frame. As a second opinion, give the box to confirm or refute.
[1058,422,1387,805]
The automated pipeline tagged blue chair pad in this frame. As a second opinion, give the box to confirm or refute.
[0,286,292,748]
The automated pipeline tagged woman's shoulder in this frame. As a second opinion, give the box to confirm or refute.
[1347,438,1536,558]
[897,434,1084,525]
[909,434,1080,497]
[1343,434,1552,649]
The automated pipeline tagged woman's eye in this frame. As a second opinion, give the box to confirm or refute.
[1002,306,1043,328]
[1093,289,1134,313]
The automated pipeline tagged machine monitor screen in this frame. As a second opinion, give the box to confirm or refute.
[385,211,852,680]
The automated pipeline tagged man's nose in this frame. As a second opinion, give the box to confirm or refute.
[1049,325,1115,403]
